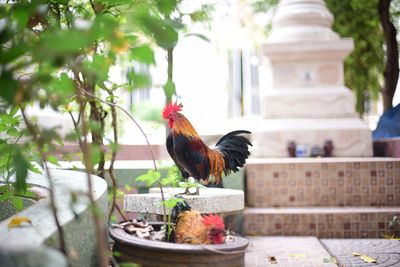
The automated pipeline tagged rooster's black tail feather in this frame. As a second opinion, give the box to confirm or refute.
[215,130,252,175]
[171,195,191,223]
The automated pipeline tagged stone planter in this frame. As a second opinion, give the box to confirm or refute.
[0,169,108,267]
[110,226,249,267]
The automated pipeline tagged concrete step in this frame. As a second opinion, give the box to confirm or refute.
[245,236,336,267]
[245,158,400,207]
[244,206,400,238]
[321,238,400,266]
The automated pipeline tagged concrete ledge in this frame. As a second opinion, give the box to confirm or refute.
[124,187,244,214]
[0,169,108,267]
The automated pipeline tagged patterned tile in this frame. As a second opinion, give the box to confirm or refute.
[244,207,400,238]
[246,159,400,207]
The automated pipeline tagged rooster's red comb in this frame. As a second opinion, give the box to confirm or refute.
[202,214,225,230]
[162,101,183,119]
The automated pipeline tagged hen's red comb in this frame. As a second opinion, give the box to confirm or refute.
[162,101,183,119]
[202,214,225,230]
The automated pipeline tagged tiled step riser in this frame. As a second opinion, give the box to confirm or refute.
[246,159,400,207]
[244,211,399,238]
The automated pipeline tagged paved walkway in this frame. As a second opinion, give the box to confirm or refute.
[245,237,400,267]
[322,239,400,267]
[245,237,336,267]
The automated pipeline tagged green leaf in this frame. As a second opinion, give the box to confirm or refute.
[83,55,111,86]
[134,8,178,49]
[57,73,75,93]
[108,141,118,153]
[0,185,11,193]
[163,79,176,99]
[130,45,155,65]
[90,144,102,166]
[10,106,19,116]
[116,189,125,197]
[11,196,24,211]
[161,196,184,210]
[97,0,132,5]
[156,0,177,15]
[91,13,118,40]
[65,131,80,142]
[124,184,132,191]
[135,170,161,187]
[89,121,102,133]
[0,190,13,201]
[153,171,161,179]
[14,149,28,194]
[28,162,42,174]
[0,23,14,45]
[21,190,38,199]
[0,43,29,64]
[7,128,19,137]
[0,71,18,104]
[47,155,61,167]
[188,177,195,184]
[35,29,93,60]
[161,173,179,186]
[127,68,151,90]
[12,6,29,29]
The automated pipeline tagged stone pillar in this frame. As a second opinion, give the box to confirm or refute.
[252,0,372,157]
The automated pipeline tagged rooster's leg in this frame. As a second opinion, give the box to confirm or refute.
[183,187,198,195]
[185,188,198,195]
[184,187,191,195]
[177,187,189,195]
[177,187,198,195]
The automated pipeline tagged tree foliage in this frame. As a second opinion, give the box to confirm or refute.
[378,0,399,112]
[326,0,385,116]
[0,0,213,264]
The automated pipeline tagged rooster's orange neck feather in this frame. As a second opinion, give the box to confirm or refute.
[172,114,202,139]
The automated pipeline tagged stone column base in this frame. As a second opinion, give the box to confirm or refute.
[249,117,372,157]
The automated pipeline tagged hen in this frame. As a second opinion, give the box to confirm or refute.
[162,101,252,194]
[171,198,225,244]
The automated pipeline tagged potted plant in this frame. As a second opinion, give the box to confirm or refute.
[109,170,249,267]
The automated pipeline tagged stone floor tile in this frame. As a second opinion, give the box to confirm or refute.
[245,236,336,267]
[321,238,400,267]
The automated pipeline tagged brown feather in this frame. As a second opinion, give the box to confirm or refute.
[171,114,225,184]
[172,114,201,139]
[175,210,210,244]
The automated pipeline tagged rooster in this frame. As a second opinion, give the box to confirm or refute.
[162,101,252,194]
[171,197,225,244]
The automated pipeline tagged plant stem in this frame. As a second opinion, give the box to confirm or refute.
[87,85,106,178]
[75,89,108,267]
[167,48,174,102]
[115,201,128,222]
[105,88,127,221]
[80,88,167,225]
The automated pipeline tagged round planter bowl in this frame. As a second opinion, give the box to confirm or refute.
[110,227,249,267]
